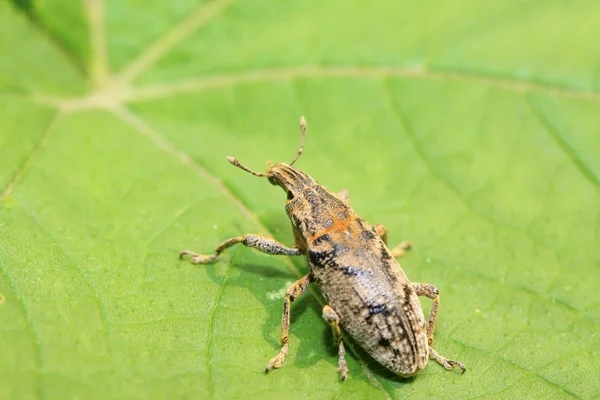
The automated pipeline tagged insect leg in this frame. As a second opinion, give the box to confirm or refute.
[336,189,350,202]
[322,305,349,380]
[180,234,303,264]
[374,224,412,258]
[429,347,466,374]
[411,283,439,345]
[413,283,467,374]
[266,274,312,373]
[374,224,388,244]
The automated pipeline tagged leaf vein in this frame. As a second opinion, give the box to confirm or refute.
[85,0,110,88]
[428,255,592,323]
[117,0,234,83]
[19,204,113,359]
[125,64,600,104]
[204,256,231,400]
[0,111,62,202]
[526,96,600,191]
[0,250,43,399]
[449,338,583,399]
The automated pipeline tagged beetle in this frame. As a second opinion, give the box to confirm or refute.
[180,116,466,380]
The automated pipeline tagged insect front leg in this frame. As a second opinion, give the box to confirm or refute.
[180,234,303,264]
[322,305,349,380]
[265,274,312,373]
[412,282,466,374]
[374,224,412,258]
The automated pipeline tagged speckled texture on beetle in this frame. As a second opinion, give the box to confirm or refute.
[180,117,466,380]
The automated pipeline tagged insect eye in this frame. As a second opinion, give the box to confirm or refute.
[268,177,278,186]
[287,191,294,200]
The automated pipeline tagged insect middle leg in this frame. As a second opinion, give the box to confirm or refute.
[412,282,466,373]
[265,274,312,373]
[322,305,349,380]
[180,234,303,264]
[374,224,412,258]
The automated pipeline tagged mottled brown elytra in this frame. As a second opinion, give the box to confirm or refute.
[180,117,466,380]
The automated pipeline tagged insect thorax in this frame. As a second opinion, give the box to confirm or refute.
[286,185,355,244]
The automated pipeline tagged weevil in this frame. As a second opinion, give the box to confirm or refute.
[180,117,466,380]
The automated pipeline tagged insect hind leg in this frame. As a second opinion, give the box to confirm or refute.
[413,282,466,374]
[322,305,349,380]
[412,283,439,345]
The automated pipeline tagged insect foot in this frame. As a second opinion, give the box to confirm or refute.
[429,347,466,374]
[265,342,288,372]
[179,250,217,264]
[179,116,467,380]
[390,240,412,258]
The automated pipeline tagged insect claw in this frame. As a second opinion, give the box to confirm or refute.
[265,355,283,372]
[399,241,412,250]
[265,343,288,373]
[337,362,349,380]
[454,361,467,374]
[444,359,467,374]
[179,250,192,259]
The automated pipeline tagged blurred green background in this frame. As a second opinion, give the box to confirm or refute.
[1,1,599,399]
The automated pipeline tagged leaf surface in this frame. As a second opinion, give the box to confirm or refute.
[1,1,599,399]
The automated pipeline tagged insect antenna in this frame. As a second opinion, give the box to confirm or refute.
[289,116,307,166]
[226,156,267,177]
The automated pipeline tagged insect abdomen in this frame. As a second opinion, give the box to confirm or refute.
[308,223,429,376]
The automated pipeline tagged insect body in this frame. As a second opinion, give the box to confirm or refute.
[181,117,466,380]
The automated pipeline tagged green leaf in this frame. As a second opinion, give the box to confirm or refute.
[1,1,599,399]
